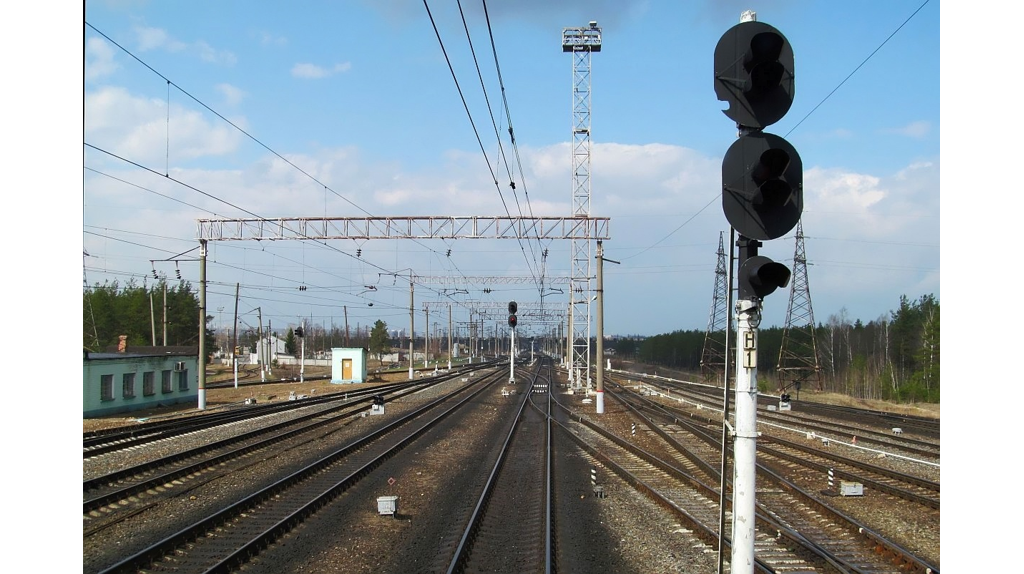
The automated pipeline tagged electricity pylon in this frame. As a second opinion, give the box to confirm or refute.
[776,220,822,392]
[701,232,731,385]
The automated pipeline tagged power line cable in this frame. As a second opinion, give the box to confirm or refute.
[422,0,540,286]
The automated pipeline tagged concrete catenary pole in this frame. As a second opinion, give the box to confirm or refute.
[150,292,157,346]
[258,307,265,383]
[409,274,415,379]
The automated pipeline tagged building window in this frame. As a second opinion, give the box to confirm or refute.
[123,373,136,398]
[143,371,155,396]
[161,370,172,393]
[101,374,114,401]
[177,370,189,391]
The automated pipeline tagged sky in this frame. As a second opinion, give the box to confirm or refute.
[74,0,941,340]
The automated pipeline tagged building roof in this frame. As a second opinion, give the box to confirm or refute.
[88,346,199,360]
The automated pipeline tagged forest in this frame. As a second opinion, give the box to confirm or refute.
[85,281,938,404]
[614,293,939,404]
[84,280,214,349]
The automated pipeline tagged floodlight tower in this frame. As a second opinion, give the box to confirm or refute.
[562,20,601,390]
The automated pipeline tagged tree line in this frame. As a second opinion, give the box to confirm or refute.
[84,280,213,350]
[85,281,938,404]
[84,282,400,361]
[614,293,938,404]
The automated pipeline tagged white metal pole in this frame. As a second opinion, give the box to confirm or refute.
[197,240,207,410]
[731,299,760,573]
[510,327,516,383]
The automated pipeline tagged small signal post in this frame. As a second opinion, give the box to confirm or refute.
[508,301,517,384]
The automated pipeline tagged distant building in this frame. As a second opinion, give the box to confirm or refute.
[331,348,368,383]
[255,335,289,365]
[84,347,198,417]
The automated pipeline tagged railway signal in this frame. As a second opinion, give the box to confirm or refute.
[507,301,518,384]
[738,254,791,300]
[722,132,802,241]
[714,19,794,129]
[714,12,800,573]
[716,17,802,243]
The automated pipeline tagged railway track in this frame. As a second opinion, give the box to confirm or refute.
[91,368,508,573]
[83,379,449,521]
[447,361,552,573]
[557,378,939,572]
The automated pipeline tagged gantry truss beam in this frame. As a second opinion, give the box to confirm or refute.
[423,301,566,322]
[416,276,571,285]
[197,216,609,242]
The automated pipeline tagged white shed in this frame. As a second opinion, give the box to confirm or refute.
[331,348,368,383]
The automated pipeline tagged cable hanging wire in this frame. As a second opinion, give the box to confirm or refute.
[456,0,541,278]
[422,0,540,286]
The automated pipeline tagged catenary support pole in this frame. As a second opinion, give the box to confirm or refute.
[594,240,619,413]
[409,274,415,379]
[150,292,157,346]
[258,307,265,383]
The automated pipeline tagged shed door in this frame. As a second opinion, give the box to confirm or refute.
[342,358,352,380]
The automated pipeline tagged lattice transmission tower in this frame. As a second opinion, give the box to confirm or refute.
[701,232,732,385]
[776,220,823,392]
[562,21,601,390]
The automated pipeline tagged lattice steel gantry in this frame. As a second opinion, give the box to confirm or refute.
[563,21,601,390]
[777,220,823,392]
[701,232,732,385]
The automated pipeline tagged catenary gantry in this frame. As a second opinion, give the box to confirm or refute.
[197,216,609,241]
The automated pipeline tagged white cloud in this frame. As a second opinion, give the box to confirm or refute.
[195,40,238,65]
[86,37,119,81]
[85,86,243,167]
[257,31,288,47]
[216,83,245,107]
[133,25,236,65]
[134,25,186,52]
[291,62,353,79]
[884,120,931,139]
